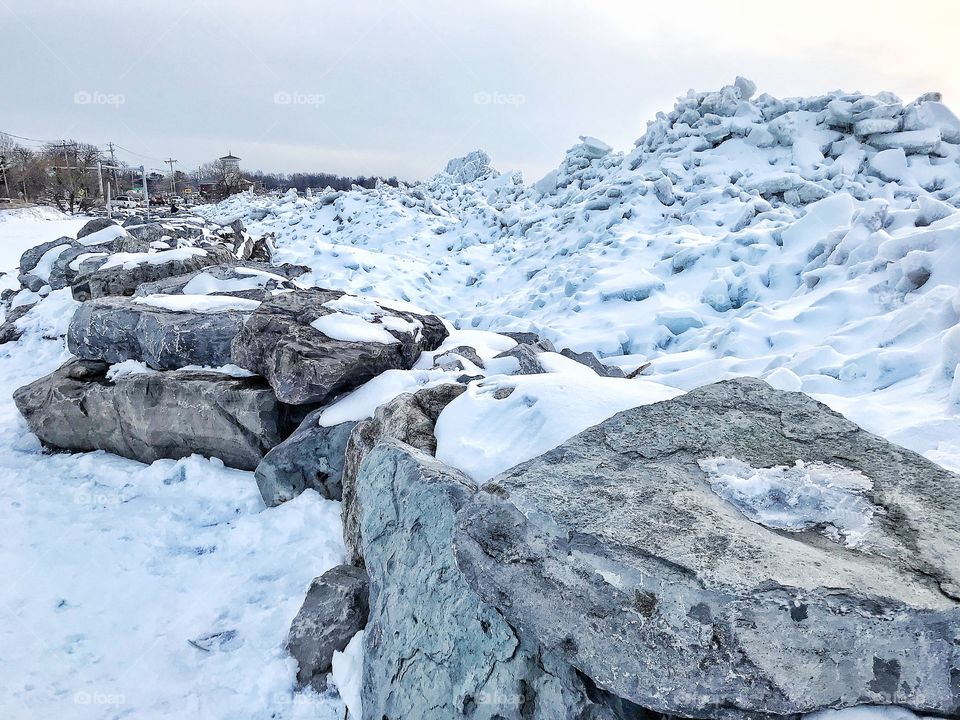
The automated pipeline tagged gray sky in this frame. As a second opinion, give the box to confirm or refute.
[3,0,958,183]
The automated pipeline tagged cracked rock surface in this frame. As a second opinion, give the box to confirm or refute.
[454,377,960,718]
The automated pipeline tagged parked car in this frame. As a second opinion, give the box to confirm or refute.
[112,195,140,209]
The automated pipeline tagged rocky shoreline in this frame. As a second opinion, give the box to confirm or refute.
[3,212,958,719]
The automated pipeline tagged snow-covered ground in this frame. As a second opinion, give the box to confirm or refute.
[0,217,346,719]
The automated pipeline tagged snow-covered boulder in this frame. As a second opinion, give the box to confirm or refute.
[455,378,960,718]
[287,564,369,692]
[71,245,236,301]
[67,294,256,370]
[14,359,288,470]
[131,262,300,300]
[231,289,448,405]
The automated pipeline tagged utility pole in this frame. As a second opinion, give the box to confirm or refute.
[0,155,9,197]
[141,165,150,222]
[107,141,118,194]
[96,159,104,200]
[164,157,177,194]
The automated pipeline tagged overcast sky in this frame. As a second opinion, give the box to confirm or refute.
[3,0,958,182]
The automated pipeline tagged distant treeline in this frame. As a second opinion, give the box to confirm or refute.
[246,171,405,192]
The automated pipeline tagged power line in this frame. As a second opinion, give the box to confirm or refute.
[109,142,163,162]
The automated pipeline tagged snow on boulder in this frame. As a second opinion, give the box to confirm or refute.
[68,295,254,370]
[71,245,236,301]
[231,289,448,405]
[869,148,909,182]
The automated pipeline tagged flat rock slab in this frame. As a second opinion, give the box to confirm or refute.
[68,296,251,370]
[232,288,448,405]
[71,245,236,301]
[14,359,285,470]
[455,377,960,718]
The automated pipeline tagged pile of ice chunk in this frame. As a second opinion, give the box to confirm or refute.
[195,79,960,472]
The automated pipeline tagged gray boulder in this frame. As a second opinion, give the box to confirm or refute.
[0,304,31,345]
[432,345,485,372]
[500,331,556,352]
[14,359,285,470]
[455,377,960,718]
[287,564,369,691]
[357,440,621,719]
[231,288,448,405]
[342,382,466,566]
[254,410,356,506]
[76,217,118,239]
[19,236,79,276]
[71,244,235,301]
[67,296,250,370]
[124,222,165,244]
[132,262,297,301]
[559,348,625,377]
[494,342,545,375]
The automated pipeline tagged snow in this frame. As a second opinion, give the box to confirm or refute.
[193,81,960,475]
[435,374,682,483]
[181,272,272,295]
[317,369,456,426]
[30,243,73,282]
[310,312,398,344]
[77,224,129,247]
[105,359,157,381]
[331,631,364,720]
[134,294,262,313]
[805,706,928,720]
[0,207,88,271]
[99,247,207,270]
[698,457,879,547]
[7,80,960,717]
[0,219,346,720]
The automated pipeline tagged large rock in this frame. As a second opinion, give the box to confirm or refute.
[356,440,619,719]
[455,378,960,719]
[287,564,369,691]
[71,245,236,301]
[341,382,466,566]
[254,410,356,506]
[14,359,286,470]
[132,262,297,301]
[76,217,118,239]
[231,288,448,405]
[67,296,252,370]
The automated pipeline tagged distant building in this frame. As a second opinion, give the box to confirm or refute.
[219,152,241,173]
